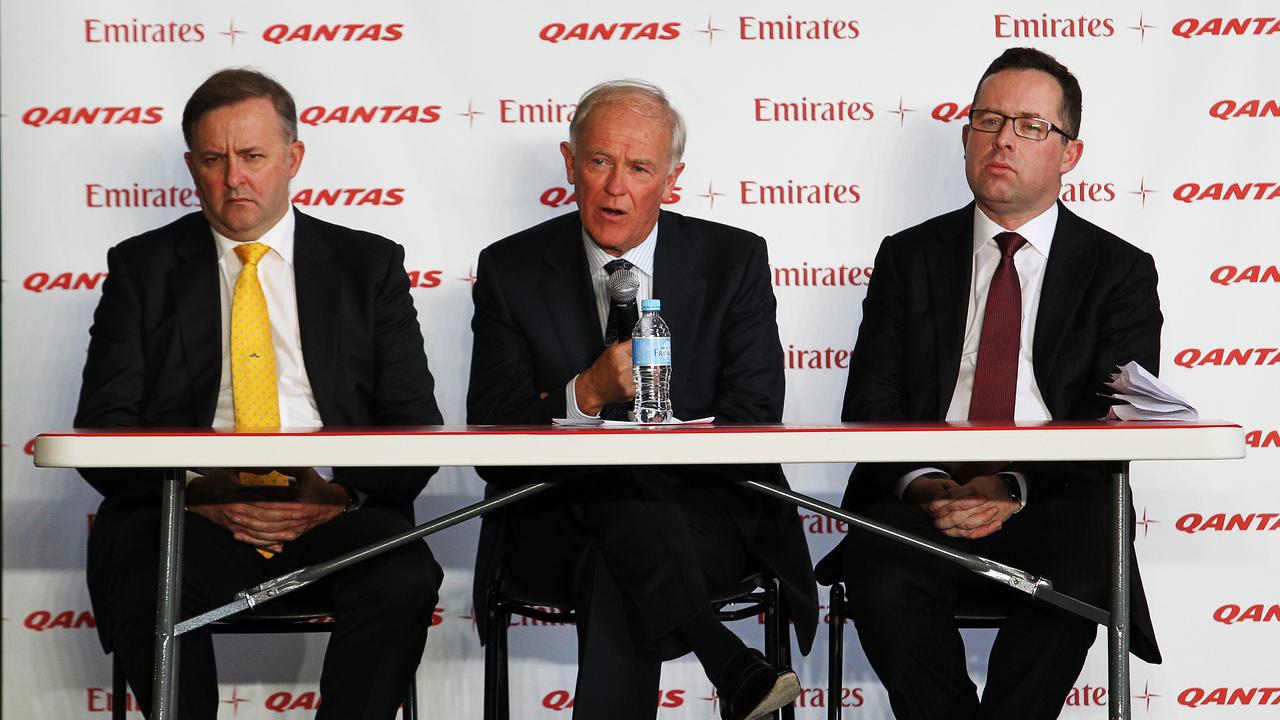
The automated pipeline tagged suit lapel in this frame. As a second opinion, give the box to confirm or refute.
[293,211,343,421]
[1033,203,1097,416]
[168,218,222,425]
[927,205,974,415]
[653,212,704,405]
[539,215,603,374]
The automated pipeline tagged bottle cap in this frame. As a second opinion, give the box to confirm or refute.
[640,298,661,312]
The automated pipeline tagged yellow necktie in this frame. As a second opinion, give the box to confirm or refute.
[231,242,288,557]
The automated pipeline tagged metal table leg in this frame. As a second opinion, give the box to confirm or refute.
[1109,462,1132,720]
[152,467,185,720]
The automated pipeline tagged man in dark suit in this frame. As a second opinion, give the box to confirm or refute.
[75,69,443,720]
[467,80,818,720]
[816,48,1163,719]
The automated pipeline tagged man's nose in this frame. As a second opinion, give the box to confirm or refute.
[604,165,626,196]
[223,156,247,188]
[993,119,1019,148]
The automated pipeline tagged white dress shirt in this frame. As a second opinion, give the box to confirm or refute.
[564,222,659,419]
[895,203,1059,504]
[210,207,324,430]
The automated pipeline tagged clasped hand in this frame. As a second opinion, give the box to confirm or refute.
[905,472,1021,540]
[186,467,348,554]
[573,341,635,416]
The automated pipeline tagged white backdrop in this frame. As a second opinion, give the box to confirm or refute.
[2,1,1278,717]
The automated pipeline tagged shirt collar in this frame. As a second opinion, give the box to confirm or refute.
[212,206,297,266]
[972,202,1057,258]
[580,217,659,277]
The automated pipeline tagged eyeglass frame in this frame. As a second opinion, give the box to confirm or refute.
[967,108,1077,142]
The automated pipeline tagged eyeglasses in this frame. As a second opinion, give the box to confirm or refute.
[967,108,1076,141]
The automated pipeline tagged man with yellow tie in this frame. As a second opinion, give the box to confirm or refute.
[74,69,444,720]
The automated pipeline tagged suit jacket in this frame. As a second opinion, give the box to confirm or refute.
[75,209,442,647]
[823,201,1163,662]
[466,209,819,652]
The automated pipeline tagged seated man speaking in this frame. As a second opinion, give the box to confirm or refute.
[75,68,443,720]
[467,79,818,720]
[817,48,1163,719]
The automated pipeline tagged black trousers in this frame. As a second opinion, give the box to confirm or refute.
[838,482,1109,720]
[88,500,441,720]
[501,469,756,720]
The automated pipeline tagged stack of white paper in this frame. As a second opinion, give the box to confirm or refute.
[1103,361,1198,421]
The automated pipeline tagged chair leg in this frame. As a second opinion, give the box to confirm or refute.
[776,581,795,720]
[111,653,128,720]
[496,603,511,720]
[401,670,418,720]
[828,584,846,720]
[483,593,503,720]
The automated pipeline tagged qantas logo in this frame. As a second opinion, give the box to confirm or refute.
[540,186,681,209]
[23,272,108,293]
[1179,687,1280,707]
[1210,265,1280,285]
[543,689,685,710]
[299,105,441,125]
[1210,99,1280,120]
[291,188,404,206]
[1174,182,1280,203]
[22,106,163,127]
[24,610,96,631]
[1173,348,1280,367]
[1172,17,1280,38]
[539,22,681,43]
[1176,512,1280,533]
[262,23,403,44]
[1245,429,1279,448]
[1214,603,1280,624]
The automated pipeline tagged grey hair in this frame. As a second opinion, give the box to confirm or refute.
[568,79,686,172]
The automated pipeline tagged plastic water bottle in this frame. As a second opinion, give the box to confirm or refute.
[631,298,672,423]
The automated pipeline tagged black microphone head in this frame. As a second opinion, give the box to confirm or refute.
[607,267,639,304]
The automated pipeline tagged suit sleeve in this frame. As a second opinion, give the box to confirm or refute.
[333,243,444,505]
[73,246,165,503]
[466,247,577,489]
[712,235,785,423]
[1013,248,1163,490]
[840,237,921,497]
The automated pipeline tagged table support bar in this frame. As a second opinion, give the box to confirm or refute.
[1109,463,1132,720]
[152,468,186,720]
[741,480,1109,626]
[175,481,551,636]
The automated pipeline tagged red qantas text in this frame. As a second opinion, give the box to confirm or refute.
[1172,17,1280,38]
[1210,265,1280,285]
[539,22,680,43]
[1174,348,1280,367]
[22,106,162,127]
[291,188,404,206]
[1176,512,1280,533]
[1179,687,1280,707]
[25,610,96,631]
[263,23,403,44]
[24,273,108,293]
[1210,99,1280,120]
[1174,182,1280,203]
[299,105,440,125]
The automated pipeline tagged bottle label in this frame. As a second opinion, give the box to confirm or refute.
[632,337,671,366]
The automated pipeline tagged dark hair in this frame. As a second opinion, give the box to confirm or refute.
[182,68,297,148]
[973,47,1082,139]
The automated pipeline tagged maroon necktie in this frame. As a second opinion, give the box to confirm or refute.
[968,231,1027,421]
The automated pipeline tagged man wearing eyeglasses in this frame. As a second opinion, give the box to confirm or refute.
[816,48,1162,719]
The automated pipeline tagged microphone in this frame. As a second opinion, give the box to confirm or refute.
[606,266,639,344]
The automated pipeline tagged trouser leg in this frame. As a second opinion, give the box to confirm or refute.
[282,506,441,720]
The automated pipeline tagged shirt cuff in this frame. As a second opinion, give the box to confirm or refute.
[565,375,601,420]
[895,467,950,499]
[1000,471,1029,509]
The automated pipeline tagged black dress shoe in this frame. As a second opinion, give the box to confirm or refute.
[715,648,800,720]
